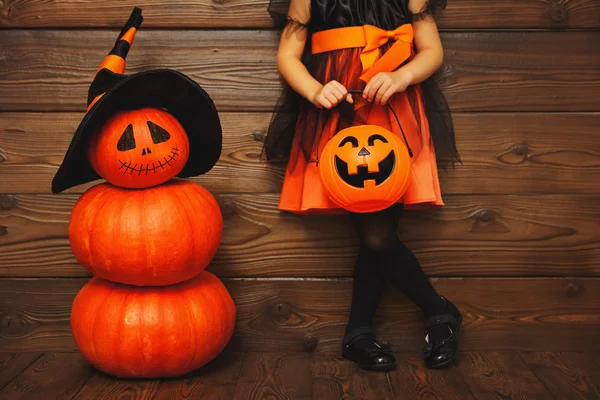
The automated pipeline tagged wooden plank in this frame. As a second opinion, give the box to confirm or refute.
[456,351,552,400]
[0,279,82,352]
[1,0,598,29]
[2,278,600,353]
[75,374,162,400]
[1,31,599,112]
[155,352,245,400]
[232,352,312,399]
[2,112,600,195]
[2,192,599,278]
[312,353,394,399]
[0,352,42,390]
[386,353,474,399]
[0,352,94,400]
[519,351,600,400]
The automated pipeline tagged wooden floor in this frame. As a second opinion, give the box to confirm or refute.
[1,351,600,399]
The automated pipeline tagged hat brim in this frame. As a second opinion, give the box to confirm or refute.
[51,69,222,193]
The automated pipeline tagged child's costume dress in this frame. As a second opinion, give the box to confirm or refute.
[265,0,459,214]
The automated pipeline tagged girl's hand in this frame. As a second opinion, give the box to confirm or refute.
[363,70,413,105]
[311,80,354,109]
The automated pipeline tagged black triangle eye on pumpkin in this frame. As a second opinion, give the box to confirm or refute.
[147,121,171,144]
[117,124,136,152]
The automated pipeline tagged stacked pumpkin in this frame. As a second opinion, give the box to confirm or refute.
[68,108,236,378]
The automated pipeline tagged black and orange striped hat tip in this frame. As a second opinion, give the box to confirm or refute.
[118,7,144,39]
[87,8,144,109]
[101,7,143,70]
[113,6,143,47]
[113,7,143,45]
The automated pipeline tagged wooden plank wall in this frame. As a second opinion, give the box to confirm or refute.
[1,1,600,353]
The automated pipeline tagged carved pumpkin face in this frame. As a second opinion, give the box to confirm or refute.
[88,107,190,189]
[319,125,412,213]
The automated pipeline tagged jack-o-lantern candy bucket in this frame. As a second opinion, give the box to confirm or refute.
[319,124,412,213]
[318,90,414,213]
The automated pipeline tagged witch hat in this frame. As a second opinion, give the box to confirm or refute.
[51,7,222,194]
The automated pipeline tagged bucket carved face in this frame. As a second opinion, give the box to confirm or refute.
[88,107,190,189]
[335,132,396,189]
[319,125,412,213]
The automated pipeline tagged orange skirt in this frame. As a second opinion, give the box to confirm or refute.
[278,45,444,214]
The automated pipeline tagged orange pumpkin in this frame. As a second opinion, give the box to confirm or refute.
[69,179,222,286]
[88,107,190,189]
[319,125,412,213]
[71,271,236,378]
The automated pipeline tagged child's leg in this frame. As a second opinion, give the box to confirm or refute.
[349,203,451,344]
[345,245,385,334]
[340,227,395,371]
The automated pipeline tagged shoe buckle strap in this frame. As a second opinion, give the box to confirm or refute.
[424,314,456,328]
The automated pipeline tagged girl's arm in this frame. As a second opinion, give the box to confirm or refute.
[363,0,444,105]
[399,0,444,84]
[276,0,353,108]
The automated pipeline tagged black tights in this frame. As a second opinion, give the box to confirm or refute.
[345,203,447,337]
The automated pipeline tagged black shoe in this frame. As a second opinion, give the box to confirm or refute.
[342,327,396,371]
[422,297,463,369]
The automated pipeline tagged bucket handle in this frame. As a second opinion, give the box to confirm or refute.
[346,90,413,158]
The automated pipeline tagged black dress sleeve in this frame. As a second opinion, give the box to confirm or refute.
[268,0,311,33]
[410,0,447,21]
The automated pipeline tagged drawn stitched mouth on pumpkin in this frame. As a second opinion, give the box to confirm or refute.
[334,151,396,188]
[118,145,181,176]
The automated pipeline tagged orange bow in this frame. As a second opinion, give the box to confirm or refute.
[311,24,414,83]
